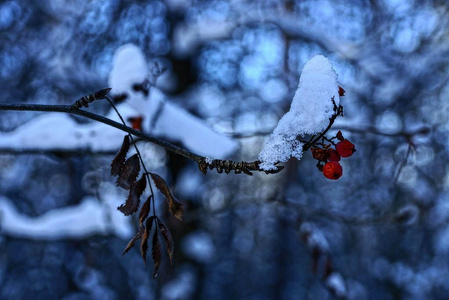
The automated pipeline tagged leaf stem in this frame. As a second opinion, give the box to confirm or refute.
[104,97,156,215]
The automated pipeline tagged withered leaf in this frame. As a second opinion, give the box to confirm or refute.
[116,154,140,189]
[150,172,183,221]
[122,229,143,256]
[111,135,130,176]
[118,174,147,216]
[157,218,174,264]
[141,216,155,264]
[152,228,162,278]
[139,196,152,227]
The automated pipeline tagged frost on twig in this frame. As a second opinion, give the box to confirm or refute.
[258,55,340,170]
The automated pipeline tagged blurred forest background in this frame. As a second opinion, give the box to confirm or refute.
[1,0,449,299]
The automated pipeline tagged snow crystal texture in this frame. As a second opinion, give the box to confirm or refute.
[258,55,339,170]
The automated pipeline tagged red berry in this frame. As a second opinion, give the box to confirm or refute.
[311,147,328,161]
[327,149,341,162]
[336,139,356,157]
[338,86,345,97]
[323,162,343,180]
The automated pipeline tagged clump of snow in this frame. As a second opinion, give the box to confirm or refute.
[182,231,215,263]
[108,44,148,95]
[258,55,339,170]
[0,194,133,240]
[300,222,330,252]
[326,272,347,298]
[161,266,197,300]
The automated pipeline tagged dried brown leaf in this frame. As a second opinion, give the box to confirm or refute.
[116,154,140,189]
[139,196,152,227]
[141,216,155,264]
[152,227,162,278]
[122,229,143,256]
[111,135,130,176]
[157,218,174,264]
[118,174,147,216]
[150,172,183,221]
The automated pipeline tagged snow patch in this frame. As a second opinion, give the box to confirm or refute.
[326,272,347,298]
[0,195,132,240]
[300,222,330,252]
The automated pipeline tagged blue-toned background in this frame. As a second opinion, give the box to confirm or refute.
[1,0,449,299]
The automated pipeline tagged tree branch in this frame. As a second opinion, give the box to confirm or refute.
[228,124,430,140]
[0,94,349,176]
[0,103,203,161]
[0,148,116,156]
[334,125,430,140]
[0,103,276,175]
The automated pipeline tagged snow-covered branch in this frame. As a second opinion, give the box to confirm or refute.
[0,52,348,177]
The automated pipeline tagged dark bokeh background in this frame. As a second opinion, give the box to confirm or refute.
[1,0,449,299]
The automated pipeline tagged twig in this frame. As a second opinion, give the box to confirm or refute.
[227,129,272,139]
[393,144,414,184]
[302,99,343,151]
[334,125,430,140]
[0,103,271,175]
[0,103,203,160]
[104,97,156,216]
[185,197,395,226]
[0,148,117,156]
[228,125,430,140]
[0,93,347,176]
[290,201,393,226]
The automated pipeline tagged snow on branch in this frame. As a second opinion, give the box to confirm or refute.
[258,55,340,170]
[108,44,238,159]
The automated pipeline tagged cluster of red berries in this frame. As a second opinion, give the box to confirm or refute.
[310,131,356,180]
